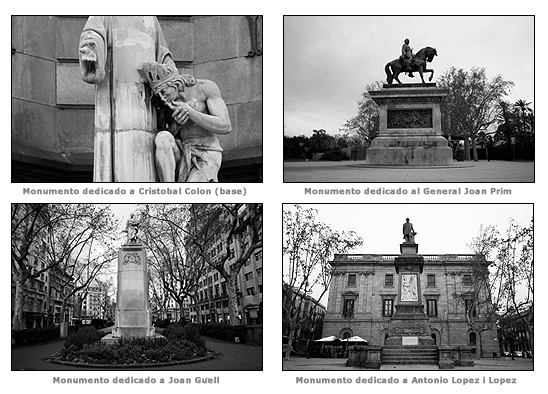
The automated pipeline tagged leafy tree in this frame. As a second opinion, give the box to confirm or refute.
[282,205,363,360]
[340,81,383,144]
[514,99,532,135]
[494,100,517,147]
[439,67,514,161]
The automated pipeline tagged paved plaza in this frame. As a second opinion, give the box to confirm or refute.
[11,336,262,371]
[282,356,534,371]
[283,160,534,183]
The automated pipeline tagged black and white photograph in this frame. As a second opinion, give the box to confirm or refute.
[7,4,545,393]
[283,16,534,182]
[11,203,263,371]
[12,16,263,183]
[283,204,533,371]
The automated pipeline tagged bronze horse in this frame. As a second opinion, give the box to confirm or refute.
[385,46,437,84]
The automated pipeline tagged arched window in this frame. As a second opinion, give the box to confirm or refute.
[431,333,437,345]
[339,328,353,339]
[469,332,477,346]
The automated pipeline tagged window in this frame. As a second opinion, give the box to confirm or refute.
[383,299,394,317]
[246,287,255,296]
[469,332,477,346]
[426,299,438,317]
[427,274,436,287]
[254,251,263,261]
[245,272,253,281]
[347,274,357,286]
[462,274,473,286]
[384,274,394,287]
[343,299,355,318]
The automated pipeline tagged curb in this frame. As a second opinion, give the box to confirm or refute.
[48,353,217,369]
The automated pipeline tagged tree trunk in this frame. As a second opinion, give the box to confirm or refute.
[477,331,483,359]
[193,294,201,323]
[178,301,185,324]
[60,299,68,338]
[12,273,26,331]
[471,136,478,161]
[284,326,296,360]
[226,274,240,325]
[527,326,534,360]
[464,136,471,160]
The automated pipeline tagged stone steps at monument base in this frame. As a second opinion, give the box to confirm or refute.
[381,347,439,365]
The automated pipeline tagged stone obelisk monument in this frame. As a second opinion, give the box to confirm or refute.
[386,218,433,345]
[103,213,157,342]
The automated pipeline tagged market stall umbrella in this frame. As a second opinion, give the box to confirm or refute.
[342,336,368,344]
[315,335,341,342]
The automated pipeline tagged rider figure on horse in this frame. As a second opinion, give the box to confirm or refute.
[400,38,415,78]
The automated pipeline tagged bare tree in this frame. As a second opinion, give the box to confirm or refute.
[186,204,263,325]
[11,204,117,332]
[139,204,208,324]
[282,204,363,360]
[497,218,534,359]
[140,204,263,325]
[452,224,504,359]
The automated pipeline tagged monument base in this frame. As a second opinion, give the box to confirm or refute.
[113,242,156,340]
[366,140,453,166]
[366,84,452,166]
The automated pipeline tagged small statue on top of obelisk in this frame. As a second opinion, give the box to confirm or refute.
[124,213,140,244]
[402,218,417,243]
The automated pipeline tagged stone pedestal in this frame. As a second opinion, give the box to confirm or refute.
[366,83,453,166]
[105,242,156,341]
[386,242,434,346]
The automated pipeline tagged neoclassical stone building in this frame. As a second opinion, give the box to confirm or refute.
[323,253,499,359]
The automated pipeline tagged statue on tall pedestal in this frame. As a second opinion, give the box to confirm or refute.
[402,218,417,243]
[79,16,176,182]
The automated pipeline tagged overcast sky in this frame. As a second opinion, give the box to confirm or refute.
[284,204,533,304]
[284,16,534,137]
[285,203,533,255]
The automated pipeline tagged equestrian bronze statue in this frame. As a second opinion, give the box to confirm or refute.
[385,46,438,84]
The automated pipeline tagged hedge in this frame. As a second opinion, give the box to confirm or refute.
[12,326,60,346]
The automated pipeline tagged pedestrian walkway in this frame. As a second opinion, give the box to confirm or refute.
[283,160,534,182]
[282,356,533,371]
[11,337,262,371]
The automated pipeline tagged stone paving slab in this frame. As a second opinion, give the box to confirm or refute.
[283,160,534,183]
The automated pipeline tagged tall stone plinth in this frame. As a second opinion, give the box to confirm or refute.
[111,243,155,338]
[386,242,434,345]
[366,83,453,166]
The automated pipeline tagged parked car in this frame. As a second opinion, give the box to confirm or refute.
[501,351,511,357]
[512,350,523,358]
